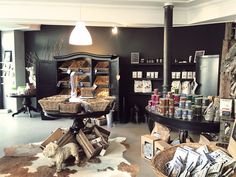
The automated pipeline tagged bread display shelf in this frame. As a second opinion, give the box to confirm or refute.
[94,76,109,86]
[94,61,109,73]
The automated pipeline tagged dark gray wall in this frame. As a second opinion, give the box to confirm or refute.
[25,23,225,122]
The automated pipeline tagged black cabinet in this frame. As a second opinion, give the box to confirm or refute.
[36,60,58,120]
[36,52,120,120]
[196,55,220,96]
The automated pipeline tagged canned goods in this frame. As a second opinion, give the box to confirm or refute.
[185,100,192,109]
[153,88,158,95]
[169,106,174,115]
[173,94,180,104]
[186,95,192,101]
[182,109,188,120]
[151,94,157,101]
[169,99,174,106]
[179,101,185,109]
[148,100,152,107]
[167,92,174,99]
[175,108,182,118]
[159,106,168,116]
[152,101,158,106]
[187,109,193,120]
[159,98,169,106]
[195,98,202,106]
[180,97,187,101]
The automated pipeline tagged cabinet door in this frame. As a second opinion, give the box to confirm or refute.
[196,55,220,96]
[110,58,119,97]
[36,60,57,102]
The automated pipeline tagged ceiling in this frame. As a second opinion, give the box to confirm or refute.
[0,0,236,31]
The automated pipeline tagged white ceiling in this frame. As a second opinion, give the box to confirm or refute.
[0,0,235,31]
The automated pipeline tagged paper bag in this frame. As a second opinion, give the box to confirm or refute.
[151,122,170,142]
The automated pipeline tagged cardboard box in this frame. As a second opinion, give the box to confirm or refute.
[154,140,171,155]
[141,134,159,160]
[219,117,234,144]
[220,99,233,116]
[228,118,236,159]
[95,116,107,126]
[199,134,218,146]
[151,122,170,142]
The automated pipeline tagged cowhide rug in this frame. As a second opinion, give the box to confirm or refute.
[0,137,138,177]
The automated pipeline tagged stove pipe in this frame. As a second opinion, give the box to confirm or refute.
[162,3,174,97]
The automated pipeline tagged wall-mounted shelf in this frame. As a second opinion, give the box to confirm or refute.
[132,78,163,81]
[132,92,152,95]
[131,63,163,66]
[172,63,196,66]
[172,78,194,81]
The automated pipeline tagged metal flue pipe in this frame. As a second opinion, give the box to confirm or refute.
[162,2,174,97]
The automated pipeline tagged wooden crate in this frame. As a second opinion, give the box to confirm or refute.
[76,129,102,159]
[76,126,110,159]
[94,125,110,141]
[41,128,67,149]
[41,128,75,149]
[57,130,75,147]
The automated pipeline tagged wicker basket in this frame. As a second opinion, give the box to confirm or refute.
[94,76,109,86]
[38,95,70,112]
[95,61,109,72]
[69,60,89,71]
[82,98,111,112]
[95,88,109,97]
[59,60,73,72]
[59,102,81,113]
[81,87,95,97]
[151,143,227,177]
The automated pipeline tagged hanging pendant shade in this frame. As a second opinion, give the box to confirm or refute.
[69,22,92,45]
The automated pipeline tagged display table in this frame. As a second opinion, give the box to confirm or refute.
[145,107,220,143]
[10,94,38,118]
[44,110,110,132]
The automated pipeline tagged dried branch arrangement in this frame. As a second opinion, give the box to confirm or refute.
[26,37,65,66]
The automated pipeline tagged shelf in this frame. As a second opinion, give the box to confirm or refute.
[172,63,195,66]
[96,84,110,88]
[132,92,152,95]
[60,71,90,75]
[95,71,109,75]
[131,63,163,66]
[133,78,163,81]
[172,78,193,81]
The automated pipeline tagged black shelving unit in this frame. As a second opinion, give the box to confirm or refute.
[36,52,120,120]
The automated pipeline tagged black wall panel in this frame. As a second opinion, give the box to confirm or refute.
[25,23,225,122]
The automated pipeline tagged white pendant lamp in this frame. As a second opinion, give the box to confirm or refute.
[69,22,92,45]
